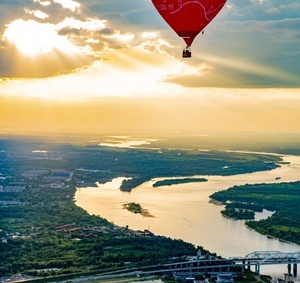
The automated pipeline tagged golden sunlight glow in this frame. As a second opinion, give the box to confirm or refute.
[1,86,300,135]
[57,17,106,31]
[86,38,99,43]
[141,32,159,39]
[199,53,299,83]
[24,9,49,19]
[0,48,185,99]
[103,31,135,42]
[0,0,299,137]
[53,0,81,12]
[33,0,51,6]
[3,19,74,56]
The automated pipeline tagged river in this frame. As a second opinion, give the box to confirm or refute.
[75,153,300,281]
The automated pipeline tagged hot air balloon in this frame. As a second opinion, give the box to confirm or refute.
[151,0,227,58]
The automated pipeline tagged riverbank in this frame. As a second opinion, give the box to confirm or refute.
[210,181,300,245]
[152,177,207,187]
[75,154,300,282]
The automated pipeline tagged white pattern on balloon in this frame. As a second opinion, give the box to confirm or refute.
[162,0,225,22]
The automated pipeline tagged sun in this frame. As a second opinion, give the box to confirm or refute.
[3,19,72,56]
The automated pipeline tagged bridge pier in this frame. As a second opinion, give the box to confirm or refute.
[293,263,297,277]
[288,263,291,274]
[255,264,260,274]
[287,263,297,277]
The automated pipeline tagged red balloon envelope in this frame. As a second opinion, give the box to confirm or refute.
[151,0,227,47]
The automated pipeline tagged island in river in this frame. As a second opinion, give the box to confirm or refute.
[210,181,300,245]
[123,202,142,214]
[153,177,207,187]
[123,202,154,217]
[1,133,299,281]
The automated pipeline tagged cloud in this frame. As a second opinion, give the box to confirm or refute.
[33,0,81,12]
[279,2,300,16]
[265,7,281,14]
[0,4,114,76]
[223,0,300,21]
[24,8,49,19]
[57,17,106,30]
[0,0,299,89]
[33,0,51,6]
[0,0,181,79]
[3,19,65,54]
[164,63,299,88]
[184,16,300,87]
[52,0,80,12]
[0,43,95,78]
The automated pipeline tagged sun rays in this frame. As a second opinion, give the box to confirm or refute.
[3,19,70,56]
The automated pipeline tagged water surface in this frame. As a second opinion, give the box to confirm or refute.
[75,154,300,281]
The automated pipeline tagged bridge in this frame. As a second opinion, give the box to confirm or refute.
[145,251,300,277]
[232,251,300,275]
[32,251,299,283]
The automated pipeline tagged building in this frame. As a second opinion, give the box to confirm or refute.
[22,170,49,179]
[51,170,73,180]
[0,186,26,193]
[216,274,234,283]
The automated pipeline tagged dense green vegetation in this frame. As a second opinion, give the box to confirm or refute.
[220,202,263,220]
[3,137,267,278]
[123,202,142,214]
[116,149,279,191]
[0,136,296,280]
[0,184,198,277]
[221,207,255,220]
[153,177,207,187]
[210,181,300,244]
[0,138,281,192]
[141,133,300,156]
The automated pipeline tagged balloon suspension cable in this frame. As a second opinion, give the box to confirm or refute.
[182,46,191,58]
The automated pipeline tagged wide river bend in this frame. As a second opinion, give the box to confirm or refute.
[75,154,300,281]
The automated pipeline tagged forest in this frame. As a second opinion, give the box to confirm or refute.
[0,183,199,277]
[0,136,293,279]
[152,177,207,187]
[210,181,300,244]
[0,138,281,191]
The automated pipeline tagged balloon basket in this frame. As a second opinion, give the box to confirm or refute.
[182,47,191,58]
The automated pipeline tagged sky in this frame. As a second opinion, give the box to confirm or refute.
[0,0,299,135]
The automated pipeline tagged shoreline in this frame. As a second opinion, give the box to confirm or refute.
[123,202,155,218]
[209,198,223,206]
[75,153,300,282]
